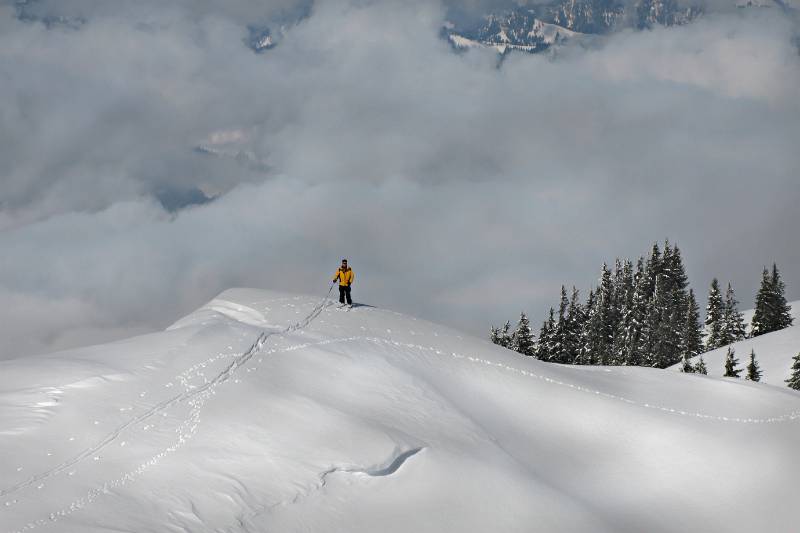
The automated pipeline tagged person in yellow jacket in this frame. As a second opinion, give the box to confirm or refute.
[332,259,354,306]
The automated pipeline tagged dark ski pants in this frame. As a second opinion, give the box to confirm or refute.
[339,285,352,305]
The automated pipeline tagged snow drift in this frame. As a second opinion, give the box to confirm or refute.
[1,288,800,533]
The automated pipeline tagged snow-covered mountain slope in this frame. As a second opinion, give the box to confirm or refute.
[447,17,581,54]
[671,300,800,385]
[443,2,697,55]
[2,288,800,533]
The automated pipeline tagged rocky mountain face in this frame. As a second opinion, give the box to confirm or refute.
[446,0,705,54]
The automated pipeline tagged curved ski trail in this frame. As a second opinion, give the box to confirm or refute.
[0,285,335,500]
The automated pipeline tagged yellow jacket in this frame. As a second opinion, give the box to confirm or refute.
[333,267,354,286]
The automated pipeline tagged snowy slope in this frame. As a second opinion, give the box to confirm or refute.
[2,288,800,533]
[671,300,800,385]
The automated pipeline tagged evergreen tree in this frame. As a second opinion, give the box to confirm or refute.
[720,282,747,345]
[680,289,704,363]
[705,278,725,350]
[771,263,794,330]
[552,286,571,364]
[607,259,629,361]
[503,321,514,348]
[535,308,556,361]
[574,267,615,367]
[723,347,742,378]
[646,275,682,368]
[595,264,617,365]
[490,321,513,348]
[678,289,703,371]
[745,349,762,382]
[663,243,689,297]
[679,352,694,373]
[621,259,648,366]
[489,325,500,345]
[617,260,635,307]
[512,312,535,356]
[564,287,584,364]
[643,242,662,302]
[786,352,800,390]
[752,264,794,337]
[611,259,635,365]
[663,243,690,329]
[576,265,618,366]
[694,356,708,375]
[575,290,596,365]
[500,321,512,348]
[751,267,771,337]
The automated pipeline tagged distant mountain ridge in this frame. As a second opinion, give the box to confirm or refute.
[444,0,789,54]
[11,0,795,57]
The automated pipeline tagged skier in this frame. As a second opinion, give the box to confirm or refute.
[332,259,354,307]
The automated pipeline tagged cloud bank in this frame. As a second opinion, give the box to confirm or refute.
[0,0,798,359]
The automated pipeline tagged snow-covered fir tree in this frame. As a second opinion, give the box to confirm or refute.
[720,282,747,345]
[575,290,596,365]
[535,308,556,360]
[745,349,762,382]
[620,259,648,366]
[581,288,604,365]
[579,264,617,366]
[694,356,708,375]
[512,312,535,356]
[679,352,694,373]
[595,264,617,365]
[771,264,794,330]
[489,321,513,348]
[552,286,571,364]
[680,289,703,363]
[643,242,662,302]
[704,278,724,351]
[786,352,800,390]
[752,264,793,337]
[646,275,682,368]
[489,325,501,345]
[610,259,635,364]
[723,347,742,378]
[660,242,690,309]
[751,268,771,337]
[606,259,630,361]
[564,287,585,364]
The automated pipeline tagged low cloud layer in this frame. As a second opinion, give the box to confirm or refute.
[1,0,798,359]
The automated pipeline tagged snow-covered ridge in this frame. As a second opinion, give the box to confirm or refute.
[448,19,579,54]
[1,288,799,532]
[447,16,580,55]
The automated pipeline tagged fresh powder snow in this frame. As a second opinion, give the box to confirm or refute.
[1,288,799,533]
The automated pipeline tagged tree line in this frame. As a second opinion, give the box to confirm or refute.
[491,241,794,376]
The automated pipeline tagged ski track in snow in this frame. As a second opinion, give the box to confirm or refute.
[4,290,800,532]
[1,287,336,533]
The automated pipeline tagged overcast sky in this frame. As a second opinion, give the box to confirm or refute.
[0,0,798,360]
